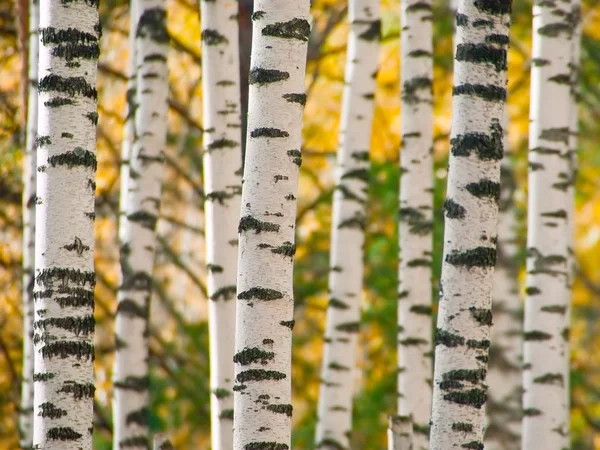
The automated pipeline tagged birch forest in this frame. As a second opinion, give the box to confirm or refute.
[3,0,600,449]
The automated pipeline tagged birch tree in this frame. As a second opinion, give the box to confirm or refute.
[32,0,100,448]
[200,0,242,448]
[315,3,380,448]
[522,0,573,448]
[485,117,521,450]
[19,0,38,446]
[232,3,310,449]
[429,1,511,449]
[397,0,433,447]
[113,1,169,448]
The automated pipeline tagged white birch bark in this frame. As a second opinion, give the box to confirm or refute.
[522,0,573,448]
[232,3,310,449]
[315,3,380,449]
[429,1,510,449]
[113,1,169,448]
[388,415,414,450]
[119,0,138,244]
[485,116,522,450]
[152,434,173,450]
[20,1,39,447]
[397,1,433,448]
[32,0,100,448]
[200,0,243,448]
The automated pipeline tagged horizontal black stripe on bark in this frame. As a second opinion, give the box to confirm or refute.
[206,138,238,152]
[249,68,289,85]
[453,84,506,102]
[210,285,237,301]
[358,19,381,41]
[39,402,68,419]
[474,0,511,14]
[40,341,94,360]
[126,407,149,426]
[57,381,95,399]
[461,441,484,449]
[400,337,428,346]
[469,307,493,326]
[283,93,307,106]
[443,198,466,219]
[465,179,501,200]
[452,422,473,432]
[328,362,350,371]
[237,287,283,301]
[446,247,496,268]
[455,43,507,72]
[523,330,552,341]
[33,372,55,382]
[436,328,465,347]
[443,388,487,409]
[47,148,97,170]
[233,347,275,365]
[45,97,76,107]
[266,404,293,416]
[39,74,98,99]
[335,322,359,333]
[287,149,302,167]
[137,8,168,43]
[219,409,234,420]
[202,29,228,45]
[315,438,345,449]
[212,388,231,399]
[34,315,95,335]
[244,442,289,450]
[47,427,82,441]
[113,375,149,392]
[402,77,432,104]
[338,213,366,230]
[262,18,310,41]
[466,339,490,349]
[533,373,563,385]
[236,369,286,383]
[239,216,280,233]
[539,127,570,144]
[406,1,432,13]
[119,436,149,448]
[280,320,295,329]
[538,23,570,38]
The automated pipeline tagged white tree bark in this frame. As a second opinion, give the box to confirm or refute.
[429,1,510,449]
[485,116,521,450]
[397,1,433,448]
[232,3,310,449]
[152,434,173,450]
[33,0,100,448]
[388,415,414,450]
[113,1,169,448]
[20,1,39,447]
[522,0,573,448]
[315,3,379,449]
[200,0,243,448]
[119,0,138,244]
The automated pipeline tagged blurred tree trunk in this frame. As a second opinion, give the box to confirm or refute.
[388,415,414,450]
[200,0,243,448]
[522,0,573,448]
[32,0,100,448]
[238,0,252,167]
[113,1,169,448]
[429,1,510,449]
[485,114,522,449]
[396,1,434,448]
[19,0,37,447]
[315,2,380,449]
[232,2,310,448]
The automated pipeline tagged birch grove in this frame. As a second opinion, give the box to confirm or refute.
[485,118,522,450]
[429,1,511,449]
[19,0,38,446]
[113,1,169,448]
[232,2,310,448]
[523,0,573,447]
[315,3,380,448]
[397,0,434,447]
[200,0,243,448]
[32,0,100,447]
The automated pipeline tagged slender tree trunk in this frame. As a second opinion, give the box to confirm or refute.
[19,1,38,447]
[238,0,253,167]
[485,115,521,450]
[232,3,311,449]
[113,1,169,448]
[522,0,573,448]
[429,1,511,449]
[200,0,243,448]
[388,415,414,450]
[315,3,379,448]
[119,0,138,244]
[397,1,433,448]
[33,0,100,448]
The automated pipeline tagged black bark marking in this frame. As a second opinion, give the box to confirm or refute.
[114,376,149,392]
[341,168,369,182]
[33,372,55,382]
[485,34,509,45]
[38,74,97,99]
[452,422,474,432]
[282,93,307,106]
[251,11,266,21]
[461,442,484,450]
[525,286,541,296]
[251,128,289,138]
[456,43,507,72]
[207,138,238,152]
[236,369,286,383]
[126,407,149,426]
[465,179,501,200]
[410,304,432,315]
[35,315,95,335]
[57,381,95,399]
[402,77,433,104]
[287,149,302,167]
[39,402,68,419]
[316,438,345,449]
[452,84,507,102]
[212,388,232,399]
[45,97,76,107]
[219,409,234,420]
[474,0,511,14]
[239,216,280,233]
[262,18,311,41]
[271,241,295,258]
[538,23,570,38]
[358,19,381,41]
[202,29,228,45]
[249,68,289,85]
[524,331,552,341]
[522,408,542,416]
[233,347,275,365]
[137,7,169,43]
[451,119,503,160]
[328,298,349,309]
[469,307,493,326]
[456,14,468,26]
[280,320,295,329]
[443,198,466,219]
[47,148,97,170]
[244,443,289,450]
[400,337,429,346]
[443,389,487,409]
[237,287,283,301]
[338,213,366,230]
[210,285,237,301]
[533,373,563,385]
[266,404,293,416]
[436,328,465,347]
[466,339,490,349]
[47,427,82,441]
[541,305,567,314]
[335,322,359,333]
[446,247,496,268]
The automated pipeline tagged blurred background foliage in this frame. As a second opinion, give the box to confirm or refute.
[0,0,600,448]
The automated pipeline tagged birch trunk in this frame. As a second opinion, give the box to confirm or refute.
[429,1,510,449]
[315,3,379,448]
[119,0,138,244]
[200,0,243,448]
[20,0,38,446]
[397,1,433,448]
[232,3,310,449]
[522,0,573,448]
[388,415,414,450]
[485,116,521,450]
[32,0,100,448]
[113,1,169,448]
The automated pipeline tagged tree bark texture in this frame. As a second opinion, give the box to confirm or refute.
[388,415,414,450]
[20,0,38,447]
[113,1,169,448]
[33,0,100,448]
[523,0,573,448]
[429,1,511,449]
[200,0,243,448]
[397,1,434,448]
[315,3,380,449]
[232,2,311,449]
